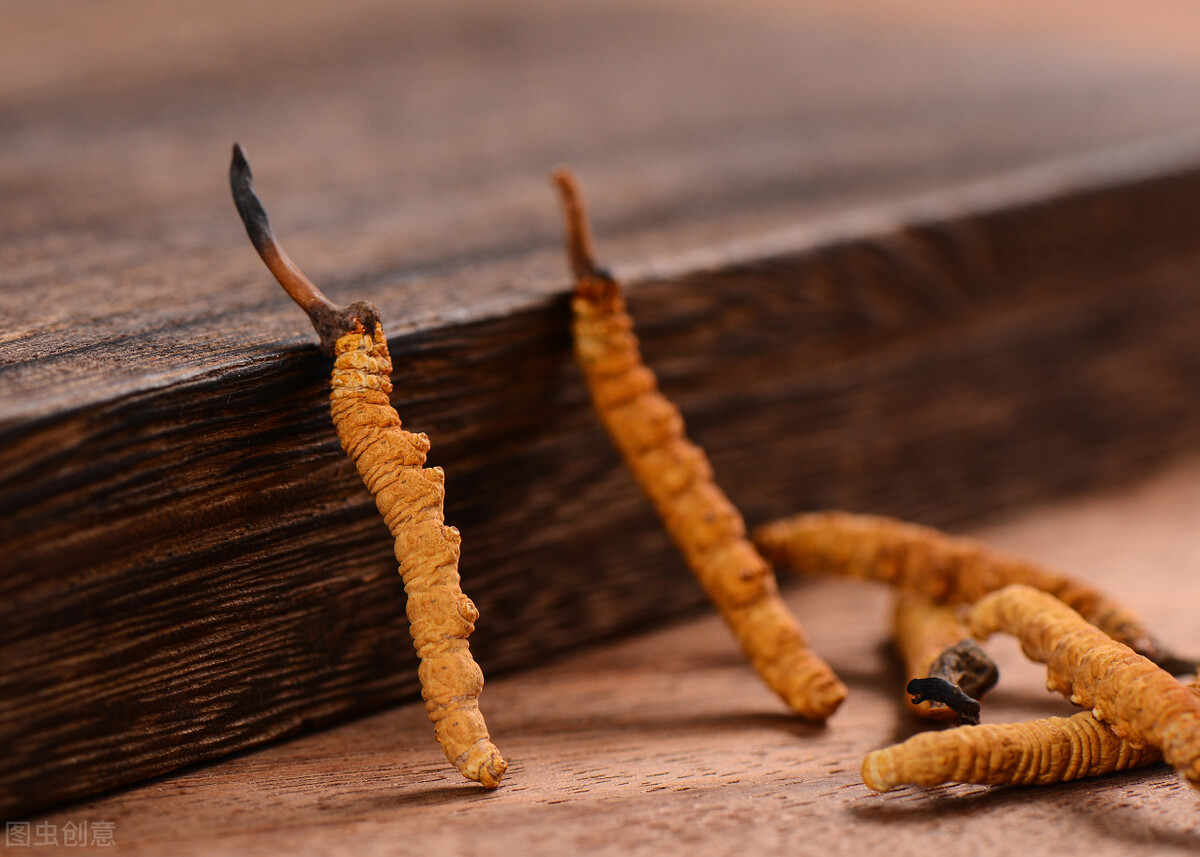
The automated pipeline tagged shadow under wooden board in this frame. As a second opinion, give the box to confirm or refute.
[7,0,1200,820]
[33,457,1200,856]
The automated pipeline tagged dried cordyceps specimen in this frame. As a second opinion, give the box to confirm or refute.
[230,145,506,788]
[551,169,846,720]
[861,701,1184,791]
[893,593,997,725]
[968,584,1200,789]
[754,511,1196,673]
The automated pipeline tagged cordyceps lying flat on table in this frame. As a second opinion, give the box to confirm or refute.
[754,511,1197,674]
[860,697,1186,791]
[892,593,998,725]
[967,584,1200,790]
[228,145,506,789]
[551,169,846,721]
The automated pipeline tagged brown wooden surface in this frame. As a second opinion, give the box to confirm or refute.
[8,0,1200,820]
[7,0,1200,420]
[30,455,1200,856]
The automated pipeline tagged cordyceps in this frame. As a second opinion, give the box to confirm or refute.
[551,168,846,721]
[893,593,997,725]
[863,616,1200,793]
[861,702,1181,791]
[229,145,506,788]
[754,511,1197,674]
[969,584,1200,790]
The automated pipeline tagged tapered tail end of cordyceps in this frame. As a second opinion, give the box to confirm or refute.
[1121,628,1198,675]
[861,748,900,792]
[1153,652,1200,677]
[798,673,849,721]
[230,143,379,354]
[551,167,619,301]
[460,740,508,789]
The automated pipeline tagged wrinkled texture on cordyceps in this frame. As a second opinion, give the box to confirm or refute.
[968,584,1200,789]
[556,169,845,720]
[229,144,504,788]
[861,703,1173,791]
[754,511,1186,669]
[331,326,506,788]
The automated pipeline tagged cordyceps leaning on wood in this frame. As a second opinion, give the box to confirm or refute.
[754,511,1197,675]
[551,168,846,721]
[229,144,506,788]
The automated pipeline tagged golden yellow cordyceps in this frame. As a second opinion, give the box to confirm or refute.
[231,145,505,788]
[861,705,1171,791]
[968,584,1200,790]
[755,510,1195,673]
[552,168,845,721]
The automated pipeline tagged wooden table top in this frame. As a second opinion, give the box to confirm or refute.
[36,455,1200,855]
[7,0,1200,422]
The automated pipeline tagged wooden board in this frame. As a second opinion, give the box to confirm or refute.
[7,0,1200,421]
[29,456,1200,856]
[8,0,1200,819]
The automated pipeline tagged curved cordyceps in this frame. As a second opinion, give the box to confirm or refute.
[230,145,506,788]
[754,510,1197,674]
[552,168,846,721]
[969,585,1200,790]
[861,704,1174,791]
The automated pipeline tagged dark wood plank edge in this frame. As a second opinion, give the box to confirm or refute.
[6,144,1200,817]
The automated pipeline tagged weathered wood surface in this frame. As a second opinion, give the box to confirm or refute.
[8,0,1200,819]
[8,0,1200,421]
[33,457,1200,856]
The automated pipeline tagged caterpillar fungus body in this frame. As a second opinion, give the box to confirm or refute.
[551,169,846,721]
[892,593,997,725]
[968,585,1200,790]
[755,511,1197,675]
[230,145,505,788]
[861,701,1180,791]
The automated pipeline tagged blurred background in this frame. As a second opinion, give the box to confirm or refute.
[7,0,1200,364]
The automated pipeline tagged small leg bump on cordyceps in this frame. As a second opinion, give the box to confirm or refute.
[551,168,846,721]
[754,511,1197,674]
[229,144,506,788]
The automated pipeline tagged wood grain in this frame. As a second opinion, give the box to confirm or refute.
[8,0,1200,819]
[32,457,1200,856]
[7,0,1200,422]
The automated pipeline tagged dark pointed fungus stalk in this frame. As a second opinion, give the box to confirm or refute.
[230,143,378,354]
[229,145,506,788]
[905,678,982,726]
[892,593,997,724]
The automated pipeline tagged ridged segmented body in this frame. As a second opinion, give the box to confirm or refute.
[862,706,1168,791]
[572,280,845,720]
[755,511,1166,663]
[331,325,506,788]
[968,585,1200,790]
